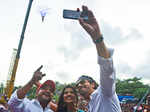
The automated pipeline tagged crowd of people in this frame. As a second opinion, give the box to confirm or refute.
[120,103,150,112]
[0,6,122,112]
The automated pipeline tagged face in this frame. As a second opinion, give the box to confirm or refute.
[63,88,76,104]
[77,80,92,97]
[37,85,53,103]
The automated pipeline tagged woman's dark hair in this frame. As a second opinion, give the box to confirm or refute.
[57,85,78,112]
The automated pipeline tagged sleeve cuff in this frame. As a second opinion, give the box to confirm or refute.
[97,48,114,65]
[12,90,24,102]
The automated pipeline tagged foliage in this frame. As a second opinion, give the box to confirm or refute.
[27,86,37,99]
[116,77,149,100]
[0,77,150,102]
[0,83,4,94]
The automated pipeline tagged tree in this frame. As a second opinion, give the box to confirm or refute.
[0,83,4,94]
[116,77,149,100]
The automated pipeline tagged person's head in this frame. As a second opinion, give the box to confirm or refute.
[57,85,78,112]
[36,80,55,105]
[0,94,8,110]
[76,75,98,98]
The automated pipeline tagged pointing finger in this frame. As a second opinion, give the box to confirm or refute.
[36,65,43,72]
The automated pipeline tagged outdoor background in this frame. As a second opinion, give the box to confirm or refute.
[0,0,150,87]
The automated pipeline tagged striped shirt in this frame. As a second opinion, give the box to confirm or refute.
[87,48,122,112]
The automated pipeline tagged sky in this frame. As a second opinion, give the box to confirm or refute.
[0,0,150,86]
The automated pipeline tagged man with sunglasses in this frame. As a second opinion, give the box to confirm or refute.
[8,65,55,112]
[76,6,122,112]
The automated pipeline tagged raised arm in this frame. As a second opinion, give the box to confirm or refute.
[78,6,115,96]
[78,6,110,58]
[17,65,45,99]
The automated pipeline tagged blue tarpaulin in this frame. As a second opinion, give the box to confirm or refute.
[118,95,134,102]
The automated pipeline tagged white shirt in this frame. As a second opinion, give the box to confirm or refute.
[88,48,122,112]
[8,91,54,112]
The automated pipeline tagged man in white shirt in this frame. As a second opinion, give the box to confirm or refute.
[8,65,55,112]
[76,6,122,112]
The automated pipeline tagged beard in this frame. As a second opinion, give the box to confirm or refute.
[79,89,88,96]
[39,98,50,106]
[37,93,52,105]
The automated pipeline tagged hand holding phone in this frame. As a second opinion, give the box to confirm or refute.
[63,9,88,20]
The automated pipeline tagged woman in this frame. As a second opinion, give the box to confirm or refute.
[57,85,84,112]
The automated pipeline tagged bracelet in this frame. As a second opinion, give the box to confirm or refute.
[93,35,104,44]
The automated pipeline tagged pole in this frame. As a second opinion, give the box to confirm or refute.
[6,0,34,99]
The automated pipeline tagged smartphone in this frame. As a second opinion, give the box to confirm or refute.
[63,9,88,20]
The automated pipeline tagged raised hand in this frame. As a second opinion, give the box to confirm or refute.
[78,6,102,40]
[31,65,46,84]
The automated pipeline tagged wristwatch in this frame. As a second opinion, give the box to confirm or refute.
[93,35,104,44]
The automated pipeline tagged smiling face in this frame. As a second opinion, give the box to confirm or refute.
[37,85,53,104]
[57,85,79,112]
[63,88,77,104]
[77,80,95,98]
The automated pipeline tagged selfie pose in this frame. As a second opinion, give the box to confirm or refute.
[74,6,122,112]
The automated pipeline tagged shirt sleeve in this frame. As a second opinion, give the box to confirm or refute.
[8,90,25,111]
[98,48,116,97]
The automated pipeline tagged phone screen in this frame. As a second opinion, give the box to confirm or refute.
[63,10,81,20]
[63,9,88,20]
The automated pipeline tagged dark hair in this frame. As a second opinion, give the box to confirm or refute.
[57,85,78,112]
[76,75,99,89]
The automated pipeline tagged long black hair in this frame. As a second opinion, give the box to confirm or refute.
[57,85,78,112]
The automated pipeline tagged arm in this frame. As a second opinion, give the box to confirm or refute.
[17,65,45,99]
[99,48,116,96]
[78,6,110,58]
[79,6,115,96]
[8,65,46,111]
[17,79,34,99]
